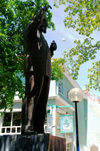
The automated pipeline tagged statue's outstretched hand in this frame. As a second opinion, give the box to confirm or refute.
[43,5,52,11]
[40,5,52,15]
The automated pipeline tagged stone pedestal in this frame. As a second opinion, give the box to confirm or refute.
[0,134,66,151]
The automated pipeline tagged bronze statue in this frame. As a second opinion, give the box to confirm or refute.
[21,5,57,134]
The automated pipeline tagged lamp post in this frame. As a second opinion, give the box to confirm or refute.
[68,88,83,151]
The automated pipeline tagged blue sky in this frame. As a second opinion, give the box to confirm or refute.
[44,3,100,97]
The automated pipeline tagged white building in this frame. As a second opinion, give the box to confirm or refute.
[84,91,100,151]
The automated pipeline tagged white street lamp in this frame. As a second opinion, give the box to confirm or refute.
[68,88,83,102]
[68,88,84,151]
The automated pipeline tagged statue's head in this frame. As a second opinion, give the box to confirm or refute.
[39,17,48,33]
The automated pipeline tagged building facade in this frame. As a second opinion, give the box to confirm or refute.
[84,91,100,151]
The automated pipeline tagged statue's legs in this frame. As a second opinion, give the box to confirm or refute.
[21,74,50,134]
[34,75,50,133]
[22,74,35,133]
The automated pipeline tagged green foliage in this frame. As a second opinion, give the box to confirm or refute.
[0,0,55,110]
[86,61,100,91]
[54,0,100,35]
[64,37,100,80]
[54,0,100,91]
[51,58,65,81]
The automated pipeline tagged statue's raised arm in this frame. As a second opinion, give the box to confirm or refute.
[24,5,52,37]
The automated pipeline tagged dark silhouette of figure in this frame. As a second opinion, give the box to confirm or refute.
[21,6,57,134]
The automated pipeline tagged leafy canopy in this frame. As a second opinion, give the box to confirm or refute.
[54,0,100,91]
[51,58,65,81]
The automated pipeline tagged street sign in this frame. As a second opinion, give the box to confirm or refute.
[60,115,73,133]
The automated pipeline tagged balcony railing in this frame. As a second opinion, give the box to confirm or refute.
[0,126,21,135]
[0,125,47,135]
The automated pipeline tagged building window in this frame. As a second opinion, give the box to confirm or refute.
[58,82,63,95]
[66,91,69,99]
[3,113,11,126]
[13,112,21,126]
[67,143,72,151]
[2,112,21,134]
[3,112,21,127]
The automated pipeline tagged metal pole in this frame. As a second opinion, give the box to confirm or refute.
[75,102,80,151]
